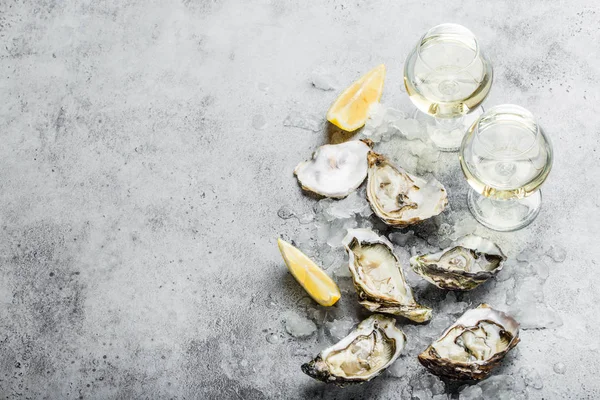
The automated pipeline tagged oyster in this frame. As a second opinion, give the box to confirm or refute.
[410,235,506,290]
[418,304,520,381]
[366,151,447,227]
[342,229,432,323]
[302,314,406,385]
[294,140,372,198]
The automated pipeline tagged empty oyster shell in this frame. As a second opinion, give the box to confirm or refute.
[366,151,447,227]
[410,235,506,290]
[302,314,406,385]
[294,140,373,198]
[418,304,520,381]
[342,229,432,323]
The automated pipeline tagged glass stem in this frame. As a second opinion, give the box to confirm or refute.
[489,197,516,209]
[435,115,465,131]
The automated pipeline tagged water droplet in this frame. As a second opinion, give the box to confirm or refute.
[277,205,295,219]
[265,332,283,344]
[553,362,566,374]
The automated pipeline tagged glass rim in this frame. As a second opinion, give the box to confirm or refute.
[416,23,481,73]
[472,104,541,159]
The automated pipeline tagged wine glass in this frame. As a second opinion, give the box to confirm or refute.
[404,24,493,151]
[459,104,553,231]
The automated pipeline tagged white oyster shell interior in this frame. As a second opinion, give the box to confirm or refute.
[320,314,405,380]
[432,305,519,364]
[294,140,371,198]
[342,229,432,322]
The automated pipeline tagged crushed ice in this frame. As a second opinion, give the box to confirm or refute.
[283,112,322,132]
[459,374,529,399]
[310,67,339,91]
[546,245,566,263]
[324,318,355,341]
[282,94,561,396]
[283,310,317,338]
[502,256,563,330]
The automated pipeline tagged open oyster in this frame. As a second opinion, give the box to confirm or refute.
[302,314,406,385]
[410,235,506,290]
[294,140,372,198]
[418,304,520,381]
[366,151,447,227]
[342,229,432,323]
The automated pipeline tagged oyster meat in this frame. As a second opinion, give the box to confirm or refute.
[366,151,447,227]
[294,140,372,198]
[410,235,506,290]
[418,304,520,381]
[342,229,432,323]
[302,314,406,385]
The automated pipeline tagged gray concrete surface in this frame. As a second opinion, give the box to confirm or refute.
[1,0,600,399]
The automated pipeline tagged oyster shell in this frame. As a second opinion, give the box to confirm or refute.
[302,314,406,385]
[418,304,520,381]
[342,229,432,323]
[294,140,373,198]
[366,151,447,227]
[410,235,506,290]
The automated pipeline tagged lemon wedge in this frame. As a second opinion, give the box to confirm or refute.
[277,238,341,306]
[327,64,386,132]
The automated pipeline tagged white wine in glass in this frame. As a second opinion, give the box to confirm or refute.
[404,24,493,151]
[459,105,553,231]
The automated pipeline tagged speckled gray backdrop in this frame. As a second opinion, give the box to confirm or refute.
[1,0,599,399]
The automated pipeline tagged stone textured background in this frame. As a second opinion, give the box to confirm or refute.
[1,0,599,399]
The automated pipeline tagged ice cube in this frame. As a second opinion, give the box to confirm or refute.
[427,235,439,246]
[438,223,453,238]
[520,367,543,390]
[416,147,441,174]
[324,318,356,341]
[459,385,483,400]
[387,355,417,378]
[546,245,566,263]
[315,217,331,244]
[283,311,317,338]
[362,103,386,139]
[321,247,345,270]
[451,219,478,240]
[441,292,469,315]
[283,112,322,132]
[409,371,445,396]
[476,374,528,400]
[310,67,339,91]
[325,191,368,219]
[389,230,416,247]
[411,389,433,400]
[516,249,536,262]
[326,218,358,248]
[506,259,562,330]
[306,305,328,324]
[296,212,315,224]
[393,118,425,141]
[431,313,453,332]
